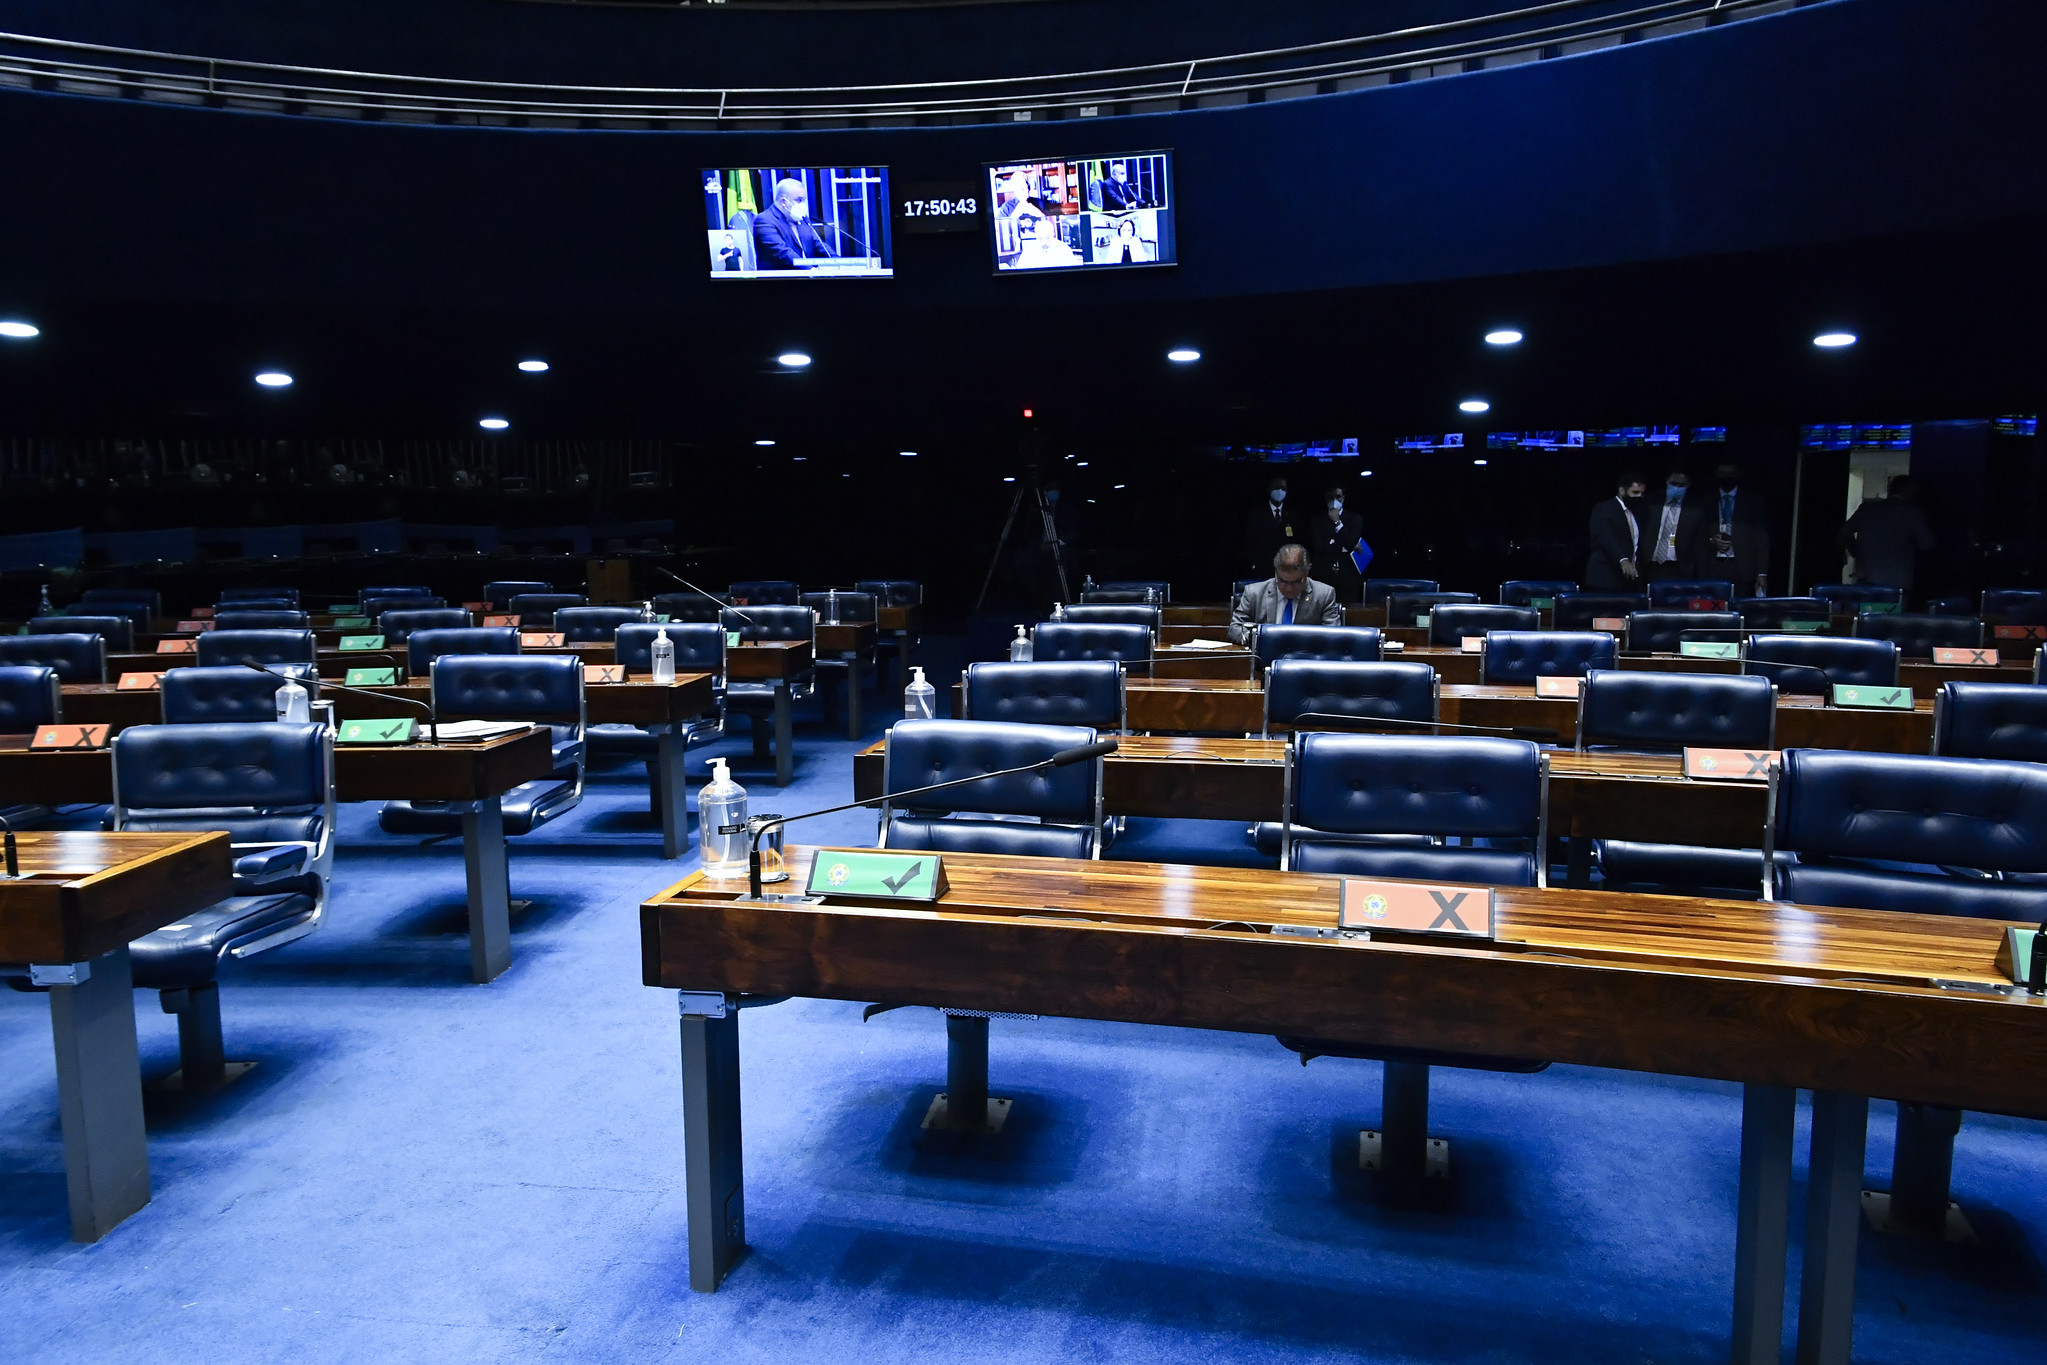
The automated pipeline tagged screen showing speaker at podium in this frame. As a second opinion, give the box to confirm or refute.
[985,152,1176,273]
[704,166,895,279]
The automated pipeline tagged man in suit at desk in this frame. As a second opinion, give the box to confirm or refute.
[1584,471,1649,590]
[1229,544,1343,643]
[1096,160,1142,211]
[752,178,834,270]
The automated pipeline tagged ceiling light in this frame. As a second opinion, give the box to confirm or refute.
[254,371,293,388]
[0,320,40,339]
[1002,476,1016,483]
[1113,483,1127,490]
[793,457,806,462]
[478,417,510,431]
[1459,399,1490,413]
[517,359,549,373]
[1361,470,1374,477]
[1813,332,1857,348]
[1484,329,1523,346]
[755,439,775,446]
[1167,348,1201,363]
[900,451,917,457]
[777,352,812,367]
[1473,458,1489,466]
[1076,461,1089,467]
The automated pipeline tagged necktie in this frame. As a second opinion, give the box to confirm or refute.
[1281,597,1295,626]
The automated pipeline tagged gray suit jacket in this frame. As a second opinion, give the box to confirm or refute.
[1228,576,1343,644]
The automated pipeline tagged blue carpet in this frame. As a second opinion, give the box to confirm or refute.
[2,682,2044,1363]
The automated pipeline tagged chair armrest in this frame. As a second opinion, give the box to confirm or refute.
[233,844,310,888]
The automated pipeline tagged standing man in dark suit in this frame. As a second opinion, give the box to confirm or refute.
[1242,476,1301,580]
[1708,462,1770,595]
[1641,467,1713,581]
[751,178,834,270]
[1585,471,1649,590]
[1306,485,1366,603]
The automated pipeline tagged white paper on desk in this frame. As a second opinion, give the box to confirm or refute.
[1176,638,1236,651]
[431,720,531,741]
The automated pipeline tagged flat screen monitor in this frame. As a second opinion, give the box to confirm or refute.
[984,151,1175,273]
[704,167,893,279]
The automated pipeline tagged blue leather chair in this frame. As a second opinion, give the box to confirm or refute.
[1364,578,1439,605]
[1096,580,1170,602]
[214,609,312,633]
[1551,593,1647,631]
[879,719,1107,859]
[160,666,303,724]
[722,605,815,774]
[216,587,295,605]
[407,626,520,677]
[856,581,922,687]
[378,607,470,641]
[1059,604,1160,631]
[652,592,728,623]
[727,579,800,605]
[1263,659,1436,737]
[1812,583,1903,611]
[67,601,150,635]
[29,614,134,652]
[800,592,878,732]
[1080,589,1158,605]
[1933,681,2047,762]
[0,633,106,683]
[379,655,585,836]
[1646,579,1736,609]
[0,665,61,830]
[359,585,431,608]
[1626,611,1742,654]
[111,721,334,1087]
[1480,630,1616,685]
[505,593,585,625]
[1252,624,1383,666]
[1980,588,2047,624]
[1499,579,1576,607]
[855,580,922,607]
[1426,604,1536,648]
[213,599,298,615]
[1383,591,1476,627]
[1744,634,1899,695]
[1855,613,1981,657]
[1032,622,1153,667]
[483,580,551,607]
[1925,595,1976,617]
[1736,596,1829,630]
[556,606,645,643]
[964,660,1123,732]
[82,587,163,615]
[1579,671,1778,895]
[597,624,728,765]
[360,594,444,616]
[798,590,875,623]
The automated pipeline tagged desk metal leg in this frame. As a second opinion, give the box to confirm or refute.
[1731,1083,1794,1365]
[462,796,513,983]
[1796,1091,1868,1365]
[773,683,792,787]
[49,947,150,1243]
[657,729,689,861]
[1883,1102,1964,1237]
[846,660,864,740]
[680,999,745,1292]
[924,1012,1010,1133]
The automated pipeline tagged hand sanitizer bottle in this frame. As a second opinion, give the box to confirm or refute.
[651,629,676,685]
[699,758,749,879]
[1009,626,1033,661]
[904,666,937,720]
[274,673,311,723]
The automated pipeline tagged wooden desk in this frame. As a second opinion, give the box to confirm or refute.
[877,604,921,635]
[1151,644,1256,680]
[1161,605,1228,627]
[641,846,2047,1365]
[729,642,812,786]
[815,622,877,740]
[1,831,233,1242]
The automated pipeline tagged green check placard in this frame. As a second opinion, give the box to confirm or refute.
[338,634,387,651]
[1832,684,1913,710]
[1779,620,1826,633]
[345,667,401,687]
[332,616,372,629]
[1680,641,1739,659]
[803,850,950,902]
[337,717,416,744]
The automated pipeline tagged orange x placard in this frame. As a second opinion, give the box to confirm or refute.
[1683,748,1780,781]
[520,632,565,648]
[1994,625,2046,640]
[156,638,198,654]
[584,664,625,684]
[1592,617,1627,631]
[30,723,110,750]
[1338,878,1496,938]
[1534,675,1584,698]
[484,614,519,628]
[117,672,165,691]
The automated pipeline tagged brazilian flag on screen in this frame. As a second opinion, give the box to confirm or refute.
[725,170,760,223]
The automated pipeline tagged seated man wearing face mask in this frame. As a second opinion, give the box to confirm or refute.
[1307,485,1365,603]
[1229,543,1343,644]
[1585,471,1650,591]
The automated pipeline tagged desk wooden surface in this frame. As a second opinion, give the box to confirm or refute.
[815,622,876,655]
[0,830,232,964]
[643,846,2047,1118]
[726,640,812,679]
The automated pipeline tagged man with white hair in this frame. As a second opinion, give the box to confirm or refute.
[752,177,833,270]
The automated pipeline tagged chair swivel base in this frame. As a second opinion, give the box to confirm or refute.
[1359,1131,1450,1180]
[148,1062,258,1094]
[1859,1191,1976,1244]
[922,1094,1013,1134]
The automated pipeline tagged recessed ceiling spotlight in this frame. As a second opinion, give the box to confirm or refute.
[900,451,917,457]
[1002,476,1016,482]
[478,417,510,431]
[755,439,776,447]
[1484,329,1523,346]
[1459,399,1490,413]
[1076,461,1089,467]
[517,359,549,373]
[254,371,293,388]
[0,320,40,339]
[777,352,812,368]
[1813,332,1857,348]
[1473,458,1489,466]
[1166,348,1201,363]
[1361,470,1374,477]
[1113,483,1127,490]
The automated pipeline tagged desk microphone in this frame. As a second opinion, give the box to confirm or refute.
[2029,917,2046,996]
[1290,711,1561,744]
[0,810,16,878]
[722,737,1120,899]
[656,567,753,623]
[242,662,439,745]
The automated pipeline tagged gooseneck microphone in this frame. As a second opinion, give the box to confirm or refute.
[242,662,439,745]
[724,737,1120,899]
[1289,711,1561,744]
[0,809,17,878]
[656,567,753,624]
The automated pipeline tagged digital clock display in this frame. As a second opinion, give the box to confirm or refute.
[897,181,981,235]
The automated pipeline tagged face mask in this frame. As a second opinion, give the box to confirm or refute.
[1666,483,1685,502]
[1328,500,1343,516]
[1623,493,1646,508]
[1270,489,1286,505]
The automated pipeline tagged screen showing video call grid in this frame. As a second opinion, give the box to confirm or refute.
[985,152,1176,273]
[704,166,894,279]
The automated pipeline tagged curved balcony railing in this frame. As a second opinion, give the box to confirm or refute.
[0,0,1798,129]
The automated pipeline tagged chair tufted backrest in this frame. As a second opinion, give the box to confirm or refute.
[0,665,61,734]
[1254,624,1383,665]
[1364,578,1439,605]
[1980,588,2047,623]
[1626,611,1742,654]
[359,585,430,607]
[112,721,328,811]
[1854,613,1981,657]
[216,587,296,605]
[1811,583,1903,609]
[432,654,583,720]
[31,614,134,651]
[1499,579,1577,607]
[727,580,801,605]
[723,604,812,643]
[82,587,163,614]
[0,633,105,683]
[1032,622,1152,665]
[797,591,877,624]
[215,599,299,615]
[883,718,1097,822]
[1383,591,1476,627]
[854,579,922,606]
[1934,681,2047,763]
[555,606,646,643]
[1265,659,1436,732]
[1292,732,1543,839]
[69,601,151,633]
[652,593,728,623]
[1773,749,2047,872]
[1058,604,1160,630]
[482,580,551,606]
[1578,671,1775,751]
[505,593,586,625]
[213,610,311,633]
[1078,589,1155,604]
[1746,634,1899,689]
[378,608,470,641]
[1646,580,1736,609]
[407,627,521,677]
[1480,630,1616,685]
[1098,580,1170,600]
[965,660,1122,731]
[195,629,316,668]
[1735,596,1829,629]
[1550,593,1647,631]
[161,666,293,725]
[617,623,725,673]
[1427,604,1536,647]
